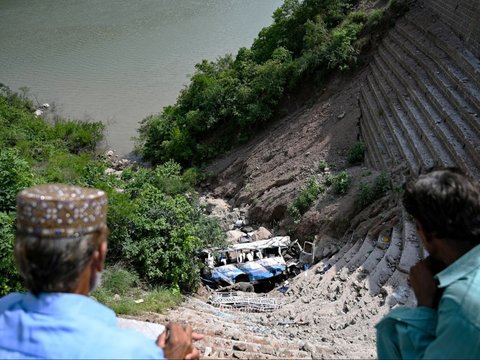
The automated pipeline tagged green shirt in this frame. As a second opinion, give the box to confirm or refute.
[376,244,480,359]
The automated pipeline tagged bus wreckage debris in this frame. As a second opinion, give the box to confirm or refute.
[200,237,315,290]
[208,292,281,312]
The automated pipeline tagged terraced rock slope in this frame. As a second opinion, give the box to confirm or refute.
[360,5,480,177]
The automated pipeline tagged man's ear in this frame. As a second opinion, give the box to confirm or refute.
[417,221,440,258]
[418,223,434,244]
[97,240,107,272]
[92,230,108,272]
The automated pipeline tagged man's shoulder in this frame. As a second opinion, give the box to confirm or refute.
[0,293,164,359]
[443,265,480,302]
[441,268,480,327]
[0,293,24,312]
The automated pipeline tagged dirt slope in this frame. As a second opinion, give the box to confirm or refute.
[206,70,365,237]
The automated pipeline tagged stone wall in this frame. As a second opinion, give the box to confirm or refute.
[422,0,480,57]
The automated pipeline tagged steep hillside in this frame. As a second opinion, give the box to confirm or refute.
[125,0,480,357]
[206,69,365,236]
[206,0,480,240]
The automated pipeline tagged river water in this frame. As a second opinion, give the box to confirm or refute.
[0,0,280,155]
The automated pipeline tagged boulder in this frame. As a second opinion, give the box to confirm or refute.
[251,226,272,241]
[234,219,245,228]
[201,196,240,231]
[241,226,254,233]
[313,234,340,260]
[226,230,246,243]
[204,197,230,215]
[233,343,247,352]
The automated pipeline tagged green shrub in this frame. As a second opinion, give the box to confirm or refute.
[0,212,22,296]
[100,266,139,296]
[347,142,366,165]
[182,167,203,186]
[0,149,35,212]
[358,172,390,208]
[92,266,181,316]
[0,84,104,189]
[118,187,201,289]
[39,151,93,183]
[324,173,334,187]
[107,180,225,290]
[318,160,329,172]
[288,177,325,222]
[331,170,352,194]
[52,121,104,154]
[326,21,363,71]
[366,9,384,29]
[121,161,191,197]
[287,203,302,224]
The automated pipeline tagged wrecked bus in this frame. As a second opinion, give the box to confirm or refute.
[200,236,291,287]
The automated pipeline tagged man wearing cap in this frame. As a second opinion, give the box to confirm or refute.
[0,184,201,359]
[376,169,480,359]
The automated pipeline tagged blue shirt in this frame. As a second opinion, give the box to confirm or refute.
[376,244,480,359]
[0,292,165,359]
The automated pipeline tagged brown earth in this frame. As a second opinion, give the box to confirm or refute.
[205,69,371,240]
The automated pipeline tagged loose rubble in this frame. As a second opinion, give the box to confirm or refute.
[199,194,315,292]
[104,150,135,177]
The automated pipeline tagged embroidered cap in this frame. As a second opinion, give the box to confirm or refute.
[16,184,108,238]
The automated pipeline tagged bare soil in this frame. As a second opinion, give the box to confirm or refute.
[205,68,369,240]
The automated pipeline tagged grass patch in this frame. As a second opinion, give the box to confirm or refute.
[347,142,366,165]
[357,172,390,208]
[288,177,325,223]
[317,160,329,172]
[92,266,182,316]
[325,170,352,195]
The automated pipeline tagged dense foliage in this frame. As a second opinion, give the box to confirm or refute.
[82,161,226,290]
[138,0,387,166]
[0,212,21,294]
[0,85,225,296]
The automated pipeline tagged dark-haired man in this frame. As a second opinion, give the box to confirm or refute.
[376,169,480,359]
[0,184,202,359]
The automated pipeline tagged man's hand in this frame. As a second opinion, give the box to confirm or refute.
[410,259,439,308]
[156,322,204,360]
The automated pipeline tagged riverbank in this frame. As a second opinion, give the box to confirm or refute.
[0,0,280,155]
